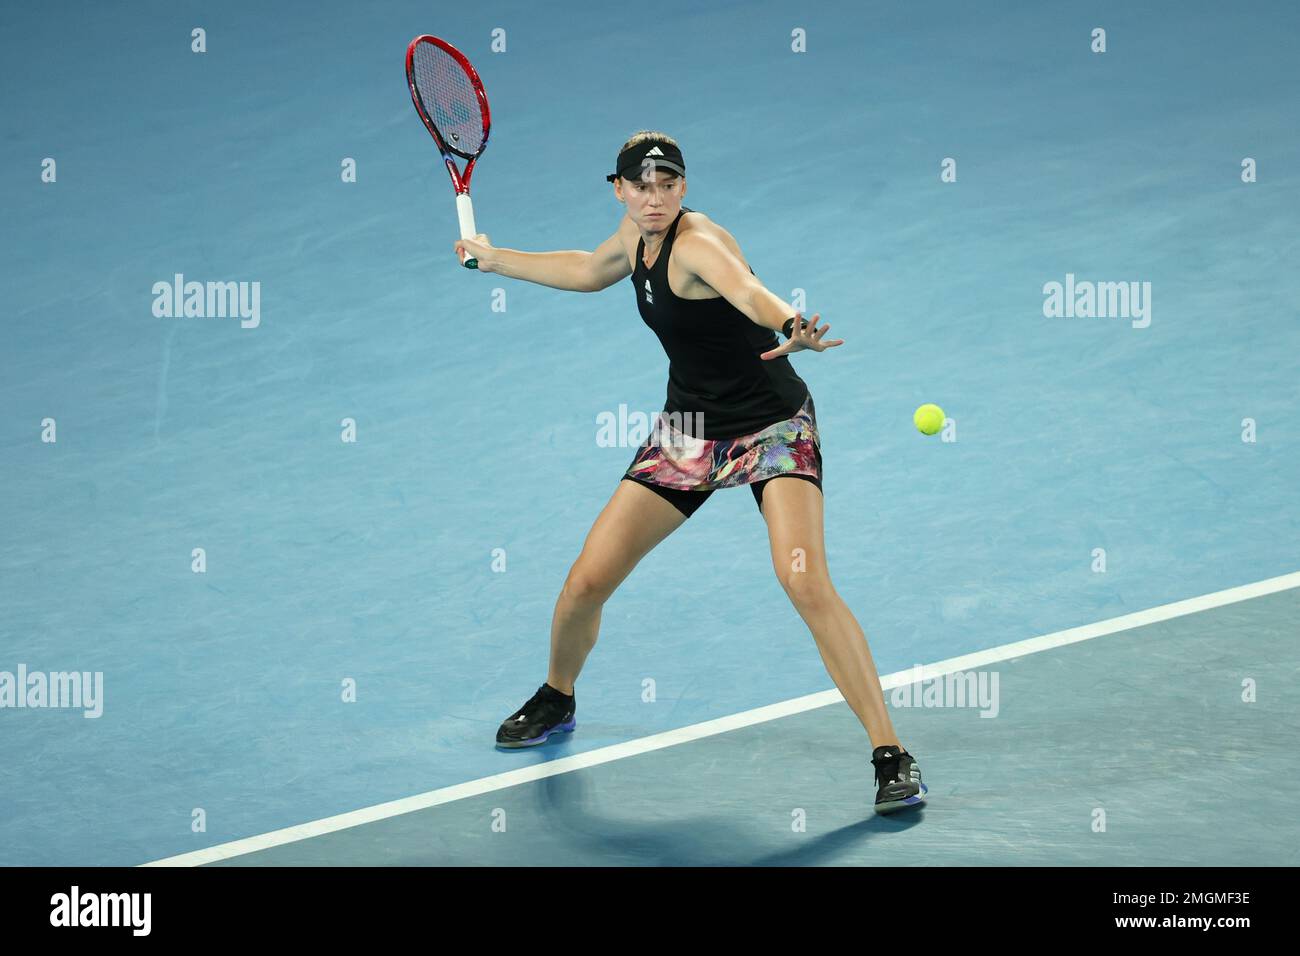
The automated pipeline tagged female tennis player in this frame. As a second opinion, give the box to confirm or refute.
[453,132,926,814]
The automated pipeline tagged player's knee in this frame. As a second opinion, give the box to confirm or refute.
[777,569,835,612]
[561,566,618,606]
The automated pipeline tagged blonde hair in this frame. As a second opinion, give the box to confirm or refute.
[619,130,679,151]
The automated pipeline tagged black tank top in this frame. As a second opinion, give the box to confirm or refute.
[632,207,809,440]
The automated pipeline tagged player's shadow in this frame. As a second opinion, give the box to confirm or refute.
[532,767,925,866]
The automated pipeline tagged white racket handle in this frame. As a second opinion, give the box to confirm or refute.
[456,193,478,269]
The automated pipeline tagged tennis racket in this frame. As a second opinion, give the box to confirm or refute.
[405,34,492,269]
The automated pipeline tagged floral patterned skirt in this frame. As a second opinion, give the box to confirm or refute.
[623,392,821,491]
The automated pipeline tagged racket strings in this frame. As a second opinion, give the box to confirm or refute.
[411,43,485,154]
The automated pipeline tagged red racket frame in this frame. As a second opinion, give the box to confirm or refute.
[405,34,491,196]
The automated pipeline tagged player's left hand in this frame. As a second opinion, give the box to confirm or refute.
[759,311,844,360]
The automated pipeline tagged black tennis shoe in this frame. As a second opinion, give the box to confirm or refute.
[495,683,576,749]
[871,745,928,814]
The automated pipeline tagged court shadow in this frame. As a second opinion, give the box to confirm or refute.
[749,811,927,867]
[532,769,925,866]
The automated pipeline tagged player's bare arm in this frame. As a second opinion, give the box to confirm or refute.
[452,217,634,292]
[671,229,846,359]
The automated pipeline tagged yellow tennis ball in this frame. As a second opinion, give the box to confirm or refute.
[914,403,945,435]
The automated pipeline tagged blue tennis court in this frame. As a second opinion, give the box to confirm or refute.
[1,0,1296,867]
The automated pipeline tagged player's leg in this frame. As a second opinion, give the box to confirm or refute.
[754,475,899,745]
[755,475,926,812]
[496,478,705,748]
[546,478,698,692]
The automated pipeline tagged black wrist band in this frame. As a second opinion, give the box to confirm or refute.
[782,317,804,339]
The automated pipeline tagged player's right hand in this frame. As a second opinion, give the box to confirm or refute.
[453,234,494,271]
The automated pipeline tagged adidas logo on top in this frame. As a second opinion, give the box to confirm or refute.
[645,146,664,155]
[644,279,654,304]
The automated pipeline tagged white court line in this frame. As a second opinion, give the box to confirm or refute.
[141,569,1300,867]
